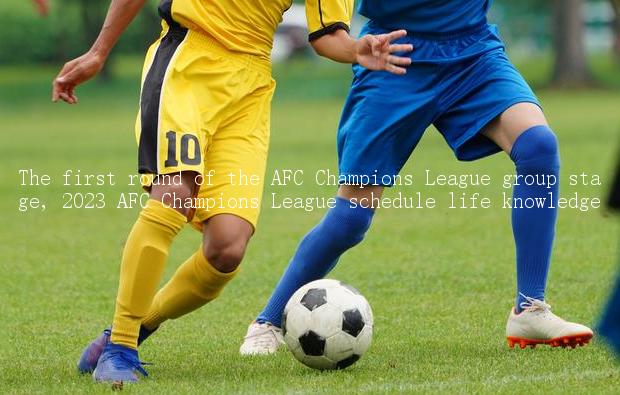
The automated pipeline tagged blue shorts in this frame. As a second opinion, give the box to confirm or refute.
[338,22,540,186]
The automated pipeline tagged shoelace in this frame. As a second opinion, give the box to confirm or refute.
[246,325,280,347]
[102,350,150,377]
[518,292,551,312]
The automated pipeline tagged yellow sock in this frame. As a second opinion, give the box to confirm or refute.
[111,199,186,349]
[142,246,239,330]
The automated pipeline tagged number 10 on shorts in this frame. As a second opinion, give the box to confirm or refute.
[164,131,202,168]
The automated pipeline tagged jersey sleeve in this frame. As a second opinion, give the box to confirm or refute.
[305,0,354,41]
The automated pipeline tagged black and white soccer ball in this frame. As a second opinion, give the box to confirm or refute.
[282,279,373,370]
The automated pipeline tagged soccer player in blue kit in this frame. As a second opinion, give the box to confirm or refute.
[240,0,594,354]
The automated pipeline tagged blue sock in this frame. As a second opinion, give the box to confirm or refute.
[257,197,374,327]
[598,259,620,357]
[510,125,560,312]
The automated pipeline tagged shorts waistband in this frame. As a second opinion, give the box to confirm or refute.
[164,21,272,75]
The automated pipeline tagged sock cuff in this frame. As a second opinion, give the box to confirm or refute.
[140,199,186,235]
[335,196,375,214]
[142,308,165,331]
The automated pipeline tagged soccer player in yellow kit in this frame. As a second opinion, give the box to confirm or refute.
[52,0,412,384]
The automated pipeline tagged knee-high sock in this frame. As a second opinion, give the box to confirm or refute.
[598,257,620,356]
[510,125,560,312]
[142,247,238,330]
[257,197,374,327]
[111,200,186,348]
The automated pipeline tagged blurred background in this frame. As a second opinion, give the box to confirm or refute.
[1,0,620,88]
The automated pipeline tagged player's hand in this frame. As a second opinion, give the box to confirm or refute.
[52,51,105,104]
[355,30,413,75]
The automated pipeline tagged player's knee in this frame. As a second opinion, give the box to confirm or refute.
[510,126,559,171]
[204,237,247,273]
[326,199,374,248]
[527,128,558,158]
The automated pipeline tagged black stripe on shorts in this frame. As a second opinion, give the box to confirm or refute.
[158,0,181,29]
[138,24,188,174]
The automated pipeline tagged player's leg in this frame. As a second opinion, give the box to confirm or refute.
[118,216,252,346]
[598,160,620,356]
[112,172,199,338]
[483,103,592,347]
[140,62,275,339]
[86,23,210,383]
[482,103,556,310]
[483,103,592,348]
[74,27,177,372]
[240,185,381,354]
[256,184,382,329]
[599,261,620,356]
[241,49,434,354]
[92,174,196,383]
[82,30,274,373]
[435,48,592,348]
[140,215,252,332]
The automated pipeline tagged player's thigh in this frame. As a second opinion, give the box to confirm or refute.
[135,25,205,185]
[482,102,548,154]
[192,81,274,233]
[434,51,542,161]
[134,26,209,216]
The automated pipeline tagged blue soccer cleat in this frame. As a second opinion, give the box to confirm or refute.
[93,343,148,385]
[77,325,157,374]
[77,327,111,374]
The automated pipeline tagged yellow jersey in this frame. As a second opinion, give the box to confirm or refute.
[157,0,354,60]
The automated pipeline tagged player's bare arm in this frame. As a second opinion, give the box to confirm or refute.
[52,0,147,104]
[311,29,413,75]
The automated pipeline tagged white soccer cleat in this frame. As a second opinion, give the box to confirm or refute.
[239,321,284,355]
[506,294,593,349]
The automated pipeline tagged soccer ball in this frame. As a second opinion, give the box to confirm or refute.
[282,279,373,370]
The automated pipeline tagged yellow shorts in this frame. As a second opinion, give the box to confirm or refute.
[135,22,275,230]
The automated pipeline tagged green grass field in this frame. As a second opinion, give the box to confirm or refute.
[1,57,620,394]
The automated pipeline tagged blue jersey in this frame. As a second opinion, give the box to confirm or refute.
[358,0,492,34]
